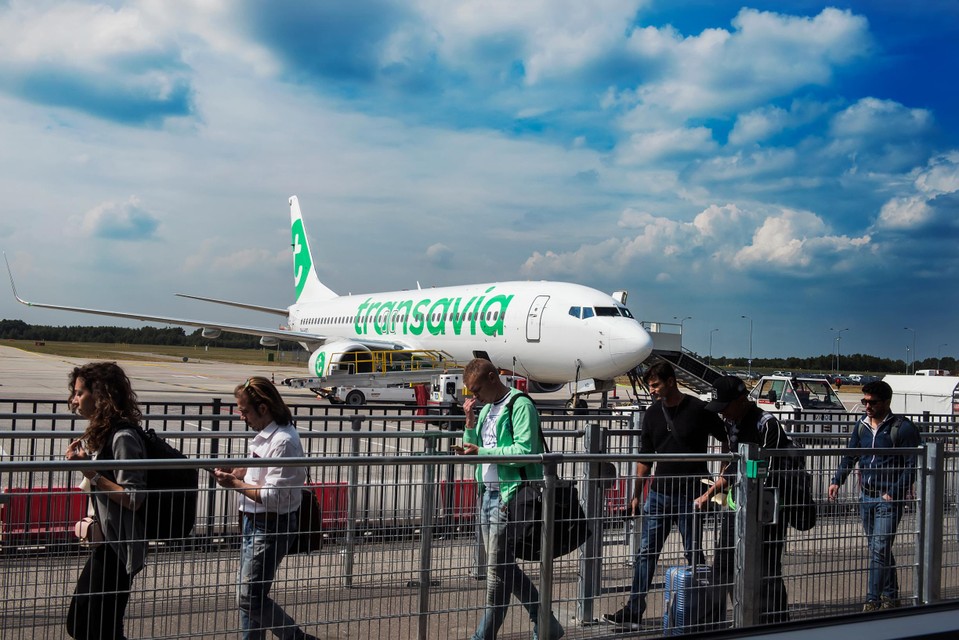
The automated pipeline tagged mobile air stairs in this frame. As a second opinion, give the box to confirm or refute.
[640,321,725,397]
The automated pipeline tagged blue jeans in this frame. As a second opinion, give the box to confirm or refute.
[860,493,904,602]
[238,511,302,640]
[472,488,543,640]
[628,489,704,614]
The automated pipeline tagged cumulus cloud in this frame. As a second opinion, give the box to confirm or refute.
[0,0,194,124]
[522,202,870,282]
[79,196,160,240]
[876,152,959,230]
[425,242,454,269]
[619,7,871,121]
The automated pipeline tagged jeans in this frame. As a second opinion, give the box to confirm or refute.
[238,511,304,640]
[66,543,132,640]
[628,489,704,615]
[860,493,904,602]
[472,487,543,640]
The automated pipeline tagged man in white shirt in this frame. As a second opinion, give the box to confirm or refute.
[214,377,317,640]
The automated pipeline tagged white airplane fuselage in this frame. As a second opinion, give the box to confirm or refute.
[288,280,652,383]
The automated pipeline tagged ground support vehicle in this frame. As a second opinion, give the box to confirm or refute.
[748,375,848,434]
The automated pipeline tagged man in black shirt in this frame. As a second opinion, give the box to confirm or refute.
[604,362,728,629]
[706,375,791,624]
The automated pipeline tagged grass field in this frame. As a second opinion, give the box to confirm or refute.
[1,339,307,367]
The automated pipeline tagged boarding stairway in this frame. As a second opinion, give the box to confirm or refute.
[645,348,725,396]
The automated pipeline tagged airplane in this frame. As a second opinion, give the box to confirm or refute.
[6,196,654,393]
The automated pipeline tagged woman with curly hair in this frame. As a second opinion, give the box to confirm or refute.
[65,362,147,640]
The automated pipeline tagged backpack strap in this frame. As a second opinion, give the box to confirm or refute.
[858,415,903,447]
[503,391,545,482]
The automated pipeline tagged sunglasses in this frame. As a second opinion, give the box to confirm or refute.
[861,398,886,406]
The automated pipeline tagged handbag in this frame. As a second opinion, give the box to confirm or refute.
[513,480,591,562]
[74,516,104,546]
[502,393,592,561]
[288,486,324,554]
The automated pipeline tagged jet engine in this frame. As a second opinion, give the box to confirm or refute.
[308,340,374,377]
[526,380,564,394]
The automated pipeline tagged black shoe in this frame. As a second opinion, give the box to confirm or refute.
[603,606,641,630]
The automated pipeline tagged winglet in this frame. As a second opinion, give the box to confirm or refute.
[289,196,338,303]
[4,252,29,306]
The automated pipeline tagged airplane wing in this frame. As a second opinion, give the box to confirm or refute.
[4,255,313,344]
[175,293,288,316]
[6,255,413,351]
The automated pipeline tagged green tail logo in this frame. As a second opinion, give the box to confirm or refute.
[291,219,311,301]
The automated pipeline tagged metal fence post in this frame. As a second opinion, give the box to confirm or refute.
[921,442,943,604]
[341,415,364,587]
[206,397,221,537]
[415,437,439,640]
[734,443,762,628]
[577,422,604,623]
[539,458,559,638]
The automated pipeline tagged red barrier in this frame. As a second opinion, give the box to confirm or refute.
[440,479,477,522]
[305,482,349,530]
[0,486,87,545]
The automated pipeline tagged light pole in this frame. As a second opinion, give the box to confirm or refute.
[741,315,753,378]
[938,343,949,371]
[904,327,916,373]
[709,328,719,365]
[673,316,692,333]
[905,346,910,373]
[829,327,849,374]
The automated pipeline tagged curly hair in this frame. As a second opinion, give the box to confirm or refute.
[235,376,293,426]
[68,362,142,452]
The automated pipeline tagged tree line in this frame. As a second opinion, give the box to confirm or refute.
[701,352,954,375]
[0,319,299,351]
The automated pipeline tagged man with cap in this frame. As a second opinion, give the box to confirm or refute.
[603,362,728,630]
[705,375,791,624]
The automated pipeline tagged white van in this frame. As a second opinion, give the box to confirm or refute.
[747,375,847,433]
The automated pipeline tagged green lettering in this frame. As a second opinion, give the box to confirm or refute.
[451,296,478,335]
[395,300,413,334]
[355,299,371,335]
[409,299,429,335]
[480,291,513,336]
[427,299,451,335]
[378,301,396,334]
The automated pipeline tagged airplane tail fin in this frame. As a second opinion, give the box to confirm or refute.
[289,196,338,303]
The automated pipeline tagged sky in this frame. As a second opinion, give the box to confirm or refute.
[0,0,957,366]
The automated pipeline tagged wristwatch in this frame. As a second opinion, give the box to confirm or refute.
[90,473,103,487]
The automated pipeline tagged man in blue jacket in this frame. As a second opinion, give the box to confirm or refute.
[452,358,564,640]
[828,379,922,612]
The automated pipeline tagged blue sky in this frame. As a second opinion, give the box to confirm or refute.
[0,0,956,365]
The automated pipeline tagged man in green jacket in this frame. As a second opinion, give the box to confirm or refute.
[453,358,564,640]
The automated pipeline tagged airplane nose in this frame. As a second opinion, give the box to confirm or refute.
[610,322,654,371]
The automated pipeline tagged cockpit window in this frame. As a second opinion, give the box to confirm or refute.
[582,307,594,319]
[569,306,581,319]
[618,306,634,318]
[594,306,621,317]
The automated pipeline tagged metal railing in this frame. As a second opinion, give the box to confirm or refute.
[1,429,957,639]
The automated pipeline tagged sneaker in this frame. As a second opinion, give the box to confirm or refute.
[880,596,899,609]
[603,606,641,630]
[862,601,881,612]
[532,612,565,640]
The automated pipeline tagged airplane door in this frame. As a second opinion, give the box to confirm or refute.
[526,295,550,342]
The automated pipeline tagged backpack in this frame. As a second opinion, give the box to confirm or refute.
[502,392,592,561]
[102,423,199,542]
[772,432,816,531]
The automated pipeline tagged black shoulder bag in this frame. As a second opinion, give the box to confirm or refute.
[503,393,592,561]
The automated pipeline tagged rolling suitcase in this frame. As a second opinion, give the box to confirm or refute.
[661,511,727,636]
